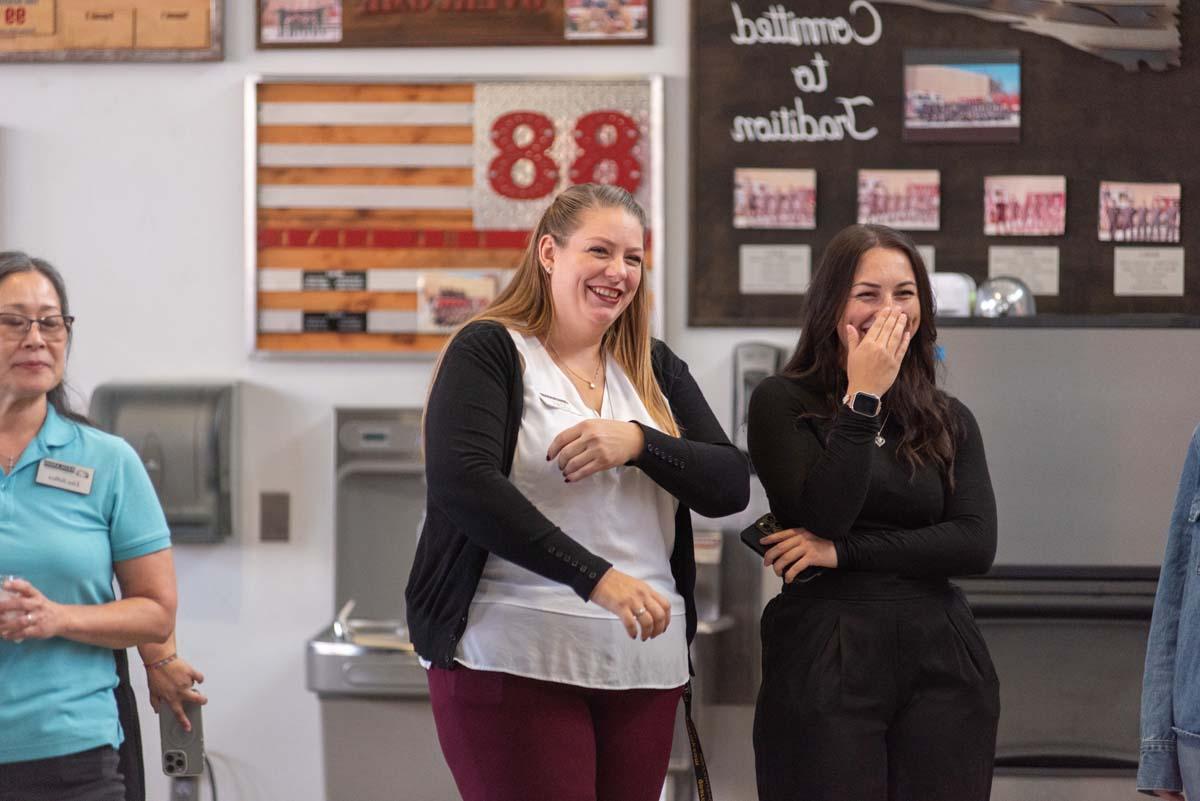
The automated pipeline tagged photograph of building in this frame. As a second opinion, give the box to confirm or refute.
[904,49,1021,143]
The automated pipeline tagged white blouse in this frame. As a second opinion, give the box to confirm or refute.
[454,329,688,689]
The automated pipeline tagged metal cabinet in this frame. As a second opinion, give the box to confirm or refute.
[306,409,458,801]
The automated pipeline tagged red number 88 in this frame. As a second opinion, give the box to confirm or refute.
[488,109,644,201]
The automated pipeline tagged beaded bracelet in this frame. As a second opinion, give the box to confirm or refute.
[144,653,177,670]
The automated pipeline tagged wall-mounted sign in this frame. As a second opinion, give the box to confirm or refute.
[0,0,222,61]
[690,0,1200,326]
[247,76,663,357]
[257,0,653,49]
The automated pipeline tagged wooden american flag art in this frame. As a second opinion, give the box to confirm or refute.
[246,77,662,355]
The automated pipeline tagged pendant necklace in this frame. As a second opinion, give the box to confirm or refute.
[875,414,890,448]
[547,340,603,390]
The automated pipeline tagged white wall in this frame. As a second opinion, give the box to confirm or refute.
[3,5,1196,801]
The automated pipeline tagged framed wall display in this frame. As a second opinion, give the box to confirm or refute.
[0,0,222,62]
[246,76,663,357]
[690,0,1198,327]
[257,0,653,49]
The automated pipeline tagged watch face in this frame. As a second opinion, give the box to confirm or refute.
[851,393,881,416]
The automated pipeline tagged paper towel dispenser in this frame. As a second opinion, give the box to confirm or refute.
[89,384,237,544]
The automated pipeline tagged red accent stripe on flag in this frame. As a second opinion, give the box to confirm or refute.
[258,229,533,249]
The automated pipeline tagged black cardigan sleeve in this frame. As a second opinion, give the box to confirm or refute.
[835,401,997,577]
[746,375,882,539]
[629,341,750,518]
[423,322,611,601]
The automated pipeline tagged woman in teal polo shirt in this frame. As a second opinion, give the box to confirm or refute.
[0,252,177,801]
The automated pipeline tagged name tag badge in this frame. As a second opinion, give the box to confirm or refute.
[537,392,574,412]
[35,459,95,496]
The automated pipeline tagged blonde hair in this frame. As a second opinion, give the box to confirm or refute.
[430,183,678,437]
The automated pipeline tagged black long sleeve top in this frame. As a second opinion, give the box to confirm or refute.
[747,373,996,582]
[406,321,750,668]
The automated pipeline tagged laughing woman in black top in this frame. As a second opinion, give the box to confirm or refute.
[747,224,999,801]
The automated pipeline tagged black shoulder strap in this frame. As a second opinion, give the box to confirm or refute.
[683,681,715,801]
[113,648,146,801]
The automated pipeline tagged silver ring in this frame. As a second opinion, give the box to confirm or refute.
[635,607,647,617]
[25,612,32,625]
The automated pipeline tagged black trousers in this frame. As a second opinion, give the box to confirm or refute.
[753,584,1000,801]
[0,746,125,801]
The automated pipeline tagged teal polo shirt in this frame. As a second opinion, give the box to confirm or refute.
[0,405,171,764]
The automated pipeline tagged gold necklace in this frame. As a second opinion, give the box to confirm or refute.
[546,339,603,390]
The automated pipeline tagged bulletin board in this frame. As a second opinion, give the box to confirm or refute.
[257,0,653,49]
[0,0,221,61]
[246,76,663,357]
[689,0,1200,327]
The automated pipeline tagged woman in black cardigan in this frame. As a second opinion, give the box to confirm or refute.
[748,224,999,801]
[406,184,748,801]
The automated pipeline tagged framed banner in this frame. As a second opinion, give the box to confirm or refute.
[246,75,663,357]
[690,0,1198,327]
[257,1,653,49]
[0,0,222,62]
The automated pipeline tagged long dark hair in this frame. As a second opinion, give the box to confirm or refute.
[0,251,88,424]
[780,224,961,487]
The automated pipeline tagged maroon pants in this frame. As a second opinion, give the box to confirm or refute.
[428,665,684,801]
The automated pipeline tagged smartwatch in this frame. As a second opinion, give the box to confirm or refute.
[843,391,882,418]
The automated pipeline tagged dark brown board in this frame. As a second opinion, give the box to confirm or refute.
[689,0,1198,327]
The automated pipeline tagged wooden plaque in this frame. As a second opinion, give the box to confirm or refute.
[247,76,663,357]
[0,0,222,61]
[257,0,652,49]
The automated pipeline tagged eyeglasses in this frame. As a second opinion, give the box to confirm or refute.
[0,313,74,342]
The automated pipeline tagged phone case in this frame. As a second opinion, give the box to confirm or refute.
[160,700,205,777]
[739,513,825,583]
[739,513,779,557]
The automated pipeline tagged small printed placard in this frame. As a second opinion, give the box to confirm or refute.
[1114,248,1185,297]
[303,312,366,333]
[302,270,368,291]
[35,459,95,496]
[739,245,812,295]
[988,246,1060,296]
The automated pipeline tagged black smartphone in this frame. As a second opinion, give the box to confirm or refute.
[160,701,205,777]
[739,513,825,583]
[739,513,779,557]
